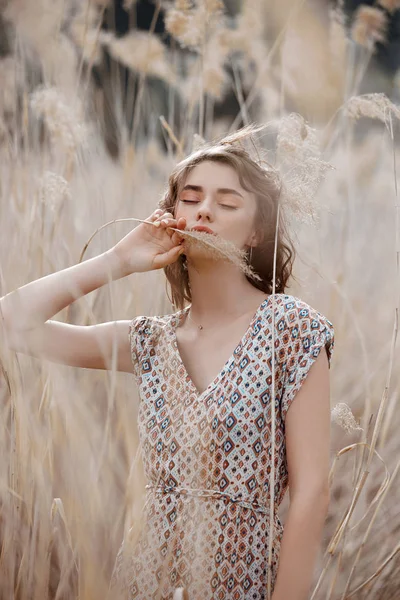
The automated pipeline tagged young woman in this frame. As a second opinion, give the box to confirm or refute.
[1,132,334,600]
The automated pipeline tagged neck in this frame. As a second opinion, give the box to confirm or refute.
[186,259,264,322]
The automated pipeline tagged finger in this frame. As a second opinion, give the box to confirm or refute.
[168,218,186,242]
[159,217,176,228]
[145,209,163,225]
[154,210,173,221]
[152,244,185,270]
[170,230,185,246]
[155,218,179,237]
[176,217,186,230]
[152,211,175,229]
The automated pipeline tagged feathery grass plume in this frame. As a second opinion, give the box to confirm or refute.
[179,32,230,101]
[351,6,388,51]
[205,0,224,12]
[164,9,194,45]
[331,403,363,434]
[30,86,87,152]
[165,0,224,51]
[165,0,229,100]
[276,114,333,225]
[39,171,70,213]
[175,0,192,9]
[166,0,228,101]
[233,0,268,68]
[3,0,64,47]
[201,31,230,99]
[377,0,400,13]
[343,93,400,127]
[101,31,176,84]
[172,228,262,282]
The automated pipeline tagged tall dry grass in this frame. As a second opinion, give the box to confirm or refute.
[0,0,400,598]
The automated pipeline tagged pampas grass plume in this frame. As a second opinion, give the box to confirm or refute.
[276,113,333,224]
[40,171,70,213]
[30,86,87,152]
[164,10,193,42]
[331,403,363,434]
[102,31,176,84]
[204,0,224,14]
[175,0,192,11]
[344,93,400,125]
[351,6,388,51]
[377,0,400,13]
[173,229,262,282]
[165,0,224,51]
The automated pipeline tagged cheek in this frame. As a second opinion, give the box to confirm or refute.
[174,202,185,220]
[173,201,183,219]
[228,214,255,239]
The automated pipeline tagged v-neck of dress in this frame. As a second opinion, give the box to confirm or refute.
[168,295,273,399]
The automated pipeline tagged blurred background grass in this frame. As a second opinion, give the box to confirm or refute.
[1,1,400,598]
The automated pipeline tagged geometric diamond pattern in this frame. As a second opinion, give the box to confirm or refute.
[110,294,334,598]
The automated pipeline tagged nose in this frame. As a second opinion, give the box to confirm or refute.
[196,198,214,222]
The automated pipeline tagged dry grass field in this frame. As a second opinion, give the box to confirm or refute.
[0,1,400,598]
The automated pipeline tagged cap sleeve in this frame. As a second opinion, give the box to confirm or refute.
[280,298,335,422]
[128,315,149,378]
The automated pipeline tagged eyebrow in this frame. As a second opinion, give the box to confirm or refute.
[181,184,244,199]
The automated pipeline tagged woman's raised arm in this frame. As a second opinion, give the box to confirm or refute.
[0,210,185,372]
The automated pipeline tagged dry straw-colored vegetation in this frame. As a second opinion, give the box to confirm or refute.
[0,0,400,598]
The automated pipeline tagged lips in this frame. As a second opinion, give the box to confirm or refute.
[191,225,216,235]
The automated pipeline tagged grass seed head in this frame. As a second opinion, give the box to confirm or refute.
[174,229,262,282]
[39,171,70,213]
[344,93,400,126]
[377,0,400,13]
[331,403,363,434]
[30,86,87,152]
[102,31,176,84]
[351,6,388,51]
[276,114,333,225]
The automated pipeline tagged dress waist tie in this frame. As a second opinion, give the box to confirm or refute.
[145,483,271,516]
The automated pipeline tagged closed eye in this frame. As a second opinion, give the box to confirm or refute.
[180,199,237,209]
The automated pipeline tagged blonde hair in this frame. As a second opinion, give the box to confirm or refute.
[159,126,296,309]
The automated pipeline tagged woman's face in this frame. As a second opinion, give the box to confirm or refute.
[174,160,258,255]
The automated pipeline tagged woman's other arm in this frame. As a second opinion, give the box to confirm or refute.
[271,350,331,600]
[0,211,185,372]
[1,249,133,371]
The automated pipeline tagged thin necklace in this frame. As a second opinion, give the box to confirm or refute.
[186,298,268,333]
[187,309,203,330]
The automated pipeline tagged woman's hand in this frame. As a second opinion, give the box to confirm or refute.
[111,208,186,275]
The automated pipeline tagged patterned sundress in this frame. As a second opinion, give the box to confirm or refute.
[112,293,335,599]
